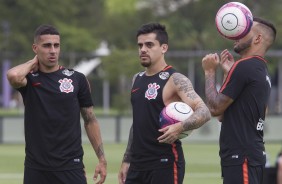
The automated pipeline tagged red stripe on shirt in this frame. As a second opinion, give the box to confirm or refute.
[219,56,266,93]
[243,158,249,184]
[172,143,179,184]
[163,65,172,71]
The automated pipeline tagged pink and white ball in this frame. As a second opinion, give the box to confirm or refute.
[159,102,194,139]
[215,2,253,40]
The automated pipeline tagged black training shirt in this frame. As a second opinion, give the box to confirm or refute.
[130,66,185,171]
[219,56,270,166]
[18,67,93,171]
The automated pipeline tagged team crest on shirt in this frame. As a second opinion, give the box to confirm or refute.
[62,69,74,76]
[58,78,74,93]
[159,72,170,80]
[145,83,160,100]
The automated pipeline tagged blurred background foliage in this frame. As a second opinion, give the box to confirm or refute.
[1,0,281,114]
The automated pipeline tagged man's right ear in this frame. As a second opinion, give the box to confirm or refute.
[32,44,37,54]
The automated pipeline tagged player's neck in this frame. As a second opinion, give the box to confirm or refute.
[240,48,265,59]
[145,61,167,76]
[39,64,60,73]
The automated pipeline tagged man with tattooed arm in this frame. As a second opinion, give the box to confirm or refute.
[118,22,211,184]
[202,17,276,184]
[6,24,107,184]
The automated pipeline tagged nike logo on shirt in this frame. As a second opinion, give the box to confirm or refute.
[32,82,41,87]
[131,88,140,93]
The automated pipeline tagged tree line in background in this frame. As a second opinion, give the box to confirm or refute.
[1,0,281,114]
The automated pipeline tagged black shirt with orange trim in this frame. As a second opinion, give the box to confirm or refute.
[219,56,270,166]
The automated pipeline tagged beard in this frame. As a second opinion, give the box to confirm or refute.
[140,59,152,67]
[234,37,252,54]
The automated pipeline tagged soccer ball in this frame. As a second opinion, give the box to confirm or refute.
[159,102,194,139]
[215,2,253,40]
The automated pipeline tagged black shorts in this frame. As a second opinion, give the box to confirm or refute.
[125,161,185,184]
[221,160,264,184]
[24,167,87,184]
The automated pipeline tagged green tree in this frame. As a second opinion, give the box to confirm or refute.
[1,0,281,112]
[0,0,105,64]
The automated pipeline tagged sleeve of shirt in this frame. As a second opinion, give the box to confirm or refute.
[16,74,31,102]
[77,72,94,107]
[219,61,249,100]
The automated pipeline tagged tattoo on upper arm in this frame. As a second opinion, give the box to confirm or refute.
[172,73,197,100]
[81,107,96,124]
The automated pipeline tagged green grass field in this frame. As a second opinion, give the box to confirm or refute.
[0,143,280,184]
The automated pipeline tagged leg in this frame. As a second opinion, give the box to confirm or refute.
[151,160,185,184]
[53,169,87,184]
[222,165,243,184]
[24,167,55,184]
[124,168,142,184]
[24,167,87,184]
[222,163,264,184]
[23,167,61,184]
[248,165,264,184]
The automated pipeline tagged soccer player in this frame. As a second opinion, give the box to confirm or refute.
[118,23,211,184]
[6,25,107,184]
[202,17,276,184]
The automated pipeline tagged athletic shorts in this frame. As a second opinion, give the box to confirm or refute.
[24,167,87,184]
[125,161,185,184]
[221,159,264,184]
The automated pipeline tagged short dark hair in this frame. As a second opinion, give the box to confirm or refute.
[136,23,168,45]
[34,24,60,42]
[253,17,276,41]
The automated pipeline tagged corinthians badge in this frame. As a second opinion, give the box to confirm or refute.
[58,78,74,93]
[145,82,160,100]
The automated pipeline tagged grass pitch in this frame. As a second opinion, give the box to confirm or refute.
[0,143,280,184]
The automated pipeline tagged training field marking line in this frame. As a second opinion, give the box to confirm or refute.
[0,173,23,179]
[186,172,220,178]
[0,173,118,180]
[0,172,220,179]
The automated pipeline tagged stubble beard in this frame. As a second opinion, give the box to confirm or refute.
[141,60,152,67]
[234,38,252,54]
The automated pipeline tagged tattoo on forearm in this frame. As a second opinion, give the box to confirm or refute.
[97,144,105,158]
[205,73,218,110]
[173,73,197,100]
[183,102,210,131]
[123,126,133,163]
[81,107,105,159]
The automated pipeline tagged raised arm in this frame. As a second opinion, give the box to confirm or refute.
[81,106,107,184]
[6,55,39,88]
[202,53,234,116]
[220,49,235,82]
